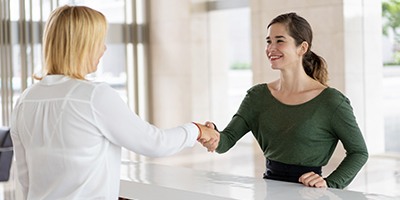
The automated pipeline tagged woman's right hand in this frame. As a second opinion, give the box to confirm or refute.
[198,121,219,152]
[205,121,215,129]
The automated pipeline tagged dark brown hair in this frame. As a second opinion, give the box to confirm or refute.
[268,12,328,85]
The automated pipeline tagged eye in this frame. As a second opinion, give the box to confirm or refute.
[277,39,284,43]
[266,39,271,44]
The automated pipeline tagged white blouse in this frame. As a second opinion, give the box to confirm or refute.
[10,75,199,200]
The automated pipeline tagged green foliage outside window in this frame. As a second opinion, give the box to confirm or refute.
[230,62,251,70]
[383,0,400,65]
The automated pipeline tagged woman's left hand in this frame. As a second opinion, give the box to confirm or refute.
[298,172,327,188]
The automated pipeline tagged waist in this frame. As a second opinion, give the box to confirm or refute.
[263,159,322,183]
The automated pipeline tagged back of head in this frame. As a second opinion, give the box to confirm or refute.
[268,12,328,85]
[39,5,107,80]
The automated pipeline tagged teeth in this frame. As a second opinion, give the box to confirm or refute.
[270,55,281,59]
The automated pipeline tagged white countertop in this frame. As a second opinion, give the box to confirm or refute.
[119,161,398,200]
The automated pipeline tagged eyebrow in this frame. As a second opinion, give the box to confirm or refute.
[266,35,286,40]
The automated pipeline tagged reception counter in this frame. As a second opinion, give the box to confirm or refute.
[119,161,397,200]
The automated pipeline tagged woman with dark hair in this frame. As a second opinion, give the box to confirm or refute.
[201,12,368,189]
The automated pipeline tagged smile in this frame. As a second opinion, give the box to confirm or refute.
[269,55,282,61]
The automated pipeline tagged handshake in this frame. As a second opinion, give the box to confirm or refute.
[193,121,220,152]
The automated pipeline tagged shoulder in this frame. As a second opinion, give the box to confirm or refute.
[323,87,348,103]
[238,83,269,112]
[321,87,354,113]
[90,82,122,103]
[247,83,267,94]
[18,83,37,99]
[241,83,270,104]
[13,83,37,109]
[91,81,115,93]
[74,79,109,89]
[69,80,116,101]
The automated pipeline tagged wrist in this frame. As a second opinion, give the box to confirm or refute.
[192,122,202,141]
[212,122,219,132]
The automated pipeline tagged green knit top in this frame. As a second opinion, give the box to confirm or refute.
[216,84,368,189]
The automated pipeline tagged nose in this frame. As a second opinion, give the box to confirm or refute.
[266,43,275,55]
[267,42,277,51]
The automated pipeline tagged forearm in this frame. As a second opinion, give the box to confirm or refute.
[327,97,369,188]
[216,133,234,153]
[216,115,250,153]
[325,150,368,189]
[93,85,198,157]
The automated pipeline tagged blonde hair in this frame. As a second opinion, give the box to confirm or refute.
[36,5,108,80]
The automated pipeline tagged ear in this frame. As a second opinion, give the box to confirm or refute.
[298,41,309,56]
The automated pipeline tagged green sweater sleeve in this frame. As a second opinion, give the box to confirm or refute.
[216,115,250,153]
[216,85,257,153]
[325,97,369,188]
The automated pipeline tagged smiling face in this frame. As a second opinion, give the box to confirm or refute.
[265,23,307,71]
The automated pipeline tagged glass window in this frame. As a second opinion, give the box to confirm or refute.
[208,7,253,143]
[382,0,400,154]
[2,0,148,124]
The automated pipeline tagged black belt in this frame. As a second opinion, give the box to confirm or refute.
[263,159,322,183]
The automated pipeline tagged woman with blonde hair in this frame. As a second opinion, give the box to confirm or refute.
[11,5,218,199]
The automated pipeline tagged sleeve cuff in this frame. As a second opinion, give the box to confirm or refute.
[181,123,199,147]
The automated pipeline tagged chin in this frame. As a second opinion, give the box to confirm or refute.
[270,65,282,70]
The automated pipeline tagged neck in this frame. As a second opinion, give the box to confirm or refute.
[276,67,318,93]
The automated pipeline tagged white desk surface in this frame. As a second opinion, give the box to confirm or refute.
[119,161,398,200]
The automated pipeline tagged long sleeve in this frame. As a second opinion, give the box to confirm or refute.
[91,83,199,157]
[325,98,369,188]
[10,101,29,199]
[216,115,251,153]
[216,86,258,154]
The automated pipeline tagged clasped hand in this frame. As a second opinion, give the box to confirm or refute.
[194,121,220,152]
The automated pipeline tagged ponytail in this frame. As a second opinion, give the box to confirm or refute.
[303,51,328,86]
[268,13,329,85]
